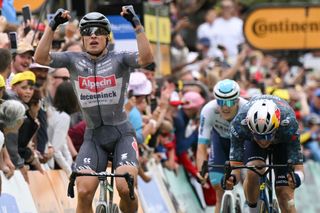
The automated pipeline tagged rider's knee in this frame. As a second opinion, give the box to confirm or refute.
[246,170,259,183]
[77,185,96,200]
[116,182,130,197]
[276,186,292,200]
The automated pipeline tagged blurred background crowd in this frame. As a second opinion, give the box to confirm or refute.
[1,0,320,208]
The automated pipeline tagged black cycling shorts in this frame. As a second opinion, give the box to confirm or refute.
[244,140,290,187]
[75,121,139,172]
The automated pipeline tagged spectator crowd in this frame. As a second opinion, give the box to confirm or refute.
[0,0,320,208]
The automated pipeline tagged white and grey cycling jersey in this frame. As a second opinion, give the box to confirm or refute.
[198,97,248,144]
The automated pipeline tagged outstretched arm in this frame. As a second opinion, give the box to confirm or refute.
[34,9,70,65]
[121,5,154,67]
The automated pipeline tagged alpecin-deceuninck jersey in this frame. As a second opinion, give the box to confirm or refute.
[49,50,140,129]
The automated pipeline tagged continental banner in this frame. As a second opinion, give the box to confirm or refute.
[244,4,320,50]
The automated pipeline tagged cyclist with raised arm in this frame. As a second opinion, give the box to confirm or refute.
[196,79,247,213]
[34,6,154,213]
[225,95,304,213]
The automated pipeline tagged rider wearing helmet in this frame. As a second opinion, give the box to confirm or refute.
[34,6,154,213]
[196,79,247,213]
[78,12,111,56]
[225,94,304,213]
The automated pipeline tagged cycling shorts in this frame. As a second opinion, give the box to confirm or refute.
[209,171,224,186]
[244,140,290,187]
[208,129,231,174]
[75,121,139,172]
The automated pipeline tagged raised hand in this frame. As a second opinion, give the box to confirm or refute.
[49,8,71,31]
[121,5,141,28]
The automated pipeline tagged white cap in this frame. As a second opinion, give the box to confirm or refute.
[29,63,54,72]
[128,72,152,96]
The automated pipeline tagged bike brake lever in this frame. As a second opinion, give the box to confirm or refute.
[200,160,208,177]
[67,172,77,198]
[287,159,296,187]
[125,173,135,200]
[222,161,232,190]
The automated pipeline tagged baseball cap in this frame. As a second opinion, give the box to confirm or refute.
[0,75,5,88]
[16,41,34,55]
[169,91,183,106]
[29,63,51,70]
[128,72,152,96]
[182,91,205,109]
[11,71,36,86]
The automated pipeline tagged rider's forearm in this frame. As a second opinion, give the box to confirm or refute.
[135,25,154,66]
[196,144,207,170]
[294,164,304,174]
[230,161,243,185]
[34,27,55,65]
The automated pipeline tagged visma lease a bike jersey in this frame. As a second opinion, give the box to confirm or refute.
[198,97,248,144]
[49,51,140,129]
[229,95,304,164]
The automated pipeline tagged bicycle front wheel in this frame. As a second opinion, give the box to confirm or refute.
[107,203,119,213]
[221,194,233,213]
[258,200,267,213]
[96,204,107,213]
[272,198,280,213]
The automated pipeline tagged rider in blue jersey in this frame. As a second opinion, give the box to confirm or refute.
[34,6,154,213]
[225,95,304,213]
[196,79,247,213]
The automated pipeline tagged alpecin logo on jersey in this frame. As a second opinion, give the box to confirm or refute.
[79,75,116,92]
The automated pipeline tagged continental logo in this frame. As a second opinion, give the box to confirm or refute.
[244,5,320,50]
[79,75,116,92]
[252,18,320,37]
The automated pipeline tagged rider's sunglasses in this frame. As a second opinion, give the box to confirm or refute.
[253,132,275,141]
[217,99,237,107]
[81,27,109,36]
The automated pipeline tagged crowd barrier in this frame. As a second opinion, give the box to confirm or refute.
[1,159,319,212]
[0,159,209,213]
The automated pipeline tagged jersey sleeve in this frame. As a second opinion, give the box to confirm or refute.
[198,103,213,145]
[280,109,304,164]
[49,52,72,69]
[121,51,140,69]
[229,112,248,162]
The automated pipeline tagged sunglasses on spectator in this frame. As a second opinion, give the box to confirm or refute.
[217,99,237,107]
[53,76,70,81]
[253,132,275,141]
[80,27,109,36]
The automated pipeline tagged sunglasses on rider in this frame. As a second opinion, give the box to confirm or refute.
[253,132,275,141]
[80,27,109,36]
[217,99,237,107]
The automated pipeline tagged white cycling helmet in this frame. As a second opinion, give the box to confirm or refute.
[214,79,240,100]
[246,99,281,135]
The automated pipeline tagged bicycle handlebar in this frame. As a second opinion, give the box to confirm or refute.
[67,171,135,200]
[209,159,297,188]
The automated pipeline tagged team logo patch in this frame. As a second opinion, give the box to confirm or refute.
[78,75,116,92]
[131,138,139,158]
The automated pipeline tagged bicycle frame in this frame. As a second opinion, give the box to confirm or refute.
[209,156,296,213]
[220,189,242,213]
[67,170,135,211]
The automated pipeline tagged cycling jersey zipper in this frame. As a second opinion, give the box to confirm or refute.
[93,60,103,126]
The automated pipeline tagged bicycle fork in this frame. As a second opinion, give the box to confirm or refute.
[259,175,274,212]
[96,178,109,208]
